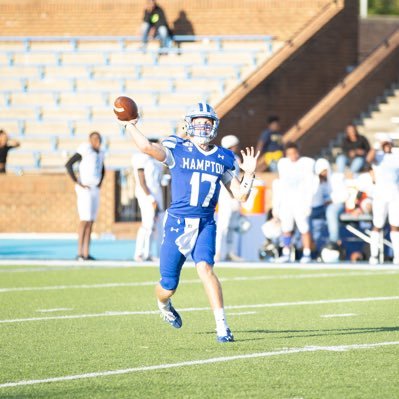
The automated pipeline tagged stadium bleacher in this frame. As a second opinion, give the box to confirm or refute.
[0,35,281,171]
[324,83,399,161]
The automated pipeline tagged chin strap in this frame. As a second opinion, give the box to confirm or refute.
[191,136,211,146]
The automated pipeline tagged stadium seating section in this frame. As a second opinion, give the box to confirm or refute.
[324,83,399,161]
[0,35,281,171]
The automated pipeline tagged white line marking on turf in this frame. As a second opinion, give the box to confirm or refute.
[228,311,257,316]
[1,260,399,270]
[320,313,357,318]
[0,267,75,273]
[1,270,398,293]
[36,308,73,313]
[0,341,398,389]
[1,296,398,324]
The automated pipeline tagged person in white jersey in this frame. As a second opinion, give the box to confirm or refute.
[274,142,315,263]
[65,132,105,261]
[215,135,243,261]
[132,139,164,261]
[367,135,399,264]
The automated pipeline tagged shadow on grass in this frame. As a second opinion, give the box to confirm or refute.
[239,326,399,339]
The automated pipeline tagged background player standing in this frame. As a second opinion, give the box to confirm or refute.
[118,102,258,342]
[367,135,399,264]
[215,134,243,262]
[65,132,105,261]
[274,142,315,263]
[132,140,164,261]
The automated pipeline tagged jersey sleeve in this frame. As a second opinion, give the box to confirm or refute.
[76,143,89,156]
[221,153,239,185]
[132,152,147,169]
[161,135,181,168]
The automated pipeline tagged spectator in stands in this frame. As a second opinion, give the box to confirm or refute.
[215,135,243,262]
[255,116,284,172]
[335,124,370,175]
[132,139,164,262]
[140,0,172,51]
[0,129,20,174]
[65,132,105,261]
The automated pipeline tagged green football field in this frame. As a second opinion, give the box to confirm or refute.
[1,263,399,399]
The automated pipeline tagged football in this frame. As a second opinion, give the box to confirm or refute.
[113,96,138,121]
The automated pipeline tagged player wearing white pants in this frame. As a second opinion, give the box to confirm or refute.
[132,148,164,261]
[215,135,242,261]
[75,184,100,221]
[274,142,315,263]
[65,132,105,261]
[367,135,399,264]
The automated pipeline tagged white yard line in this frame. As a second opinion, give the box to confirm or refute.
[1,270,398,294]
[320,313,358,318]
[0,341,398,389]
[0,260,399,270]
[0,267,79,273]
[1,296,399,324]
[227,311,257,316]
[36,308,73,313]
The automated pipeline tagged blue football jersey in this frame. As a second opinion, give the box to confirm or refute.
[162,136,237,218]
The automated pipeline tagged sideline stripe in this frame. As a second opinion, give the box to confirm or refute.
[1,296,399,324]
[1,341,398,389]
[1,260,399,271]
[1,270,398,293]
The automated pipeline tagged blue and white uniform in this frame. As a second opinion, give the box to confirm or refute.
[160,135,236,290]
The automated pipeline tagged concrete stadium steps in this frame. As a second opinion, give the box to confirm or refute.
[359,88,399,140]
[1,66,41,78]
[27,78,74,91]
[6,151,40,169]
[17,138,54,151]
[23,121,72,136]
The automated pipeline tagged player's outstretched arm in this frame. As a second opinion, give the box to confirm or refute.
[225,146,260,202]
[119,120,167,163]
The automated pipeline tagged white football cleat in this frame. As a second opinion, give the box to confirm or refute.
[369,256,378,265]
[275,254,291,263]
[300,255,312,264]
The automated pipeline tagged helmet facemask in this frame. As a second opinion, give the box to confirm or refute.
[184,102,219,145]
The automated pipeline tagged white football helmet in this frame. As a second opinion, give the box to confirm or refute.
[184,102,219,145]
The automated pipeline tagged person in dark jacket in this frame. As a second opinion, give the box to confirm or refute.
[140,0,171,50]
[0,129,20,173]
[255,116,284,172]
[335,124,370,175]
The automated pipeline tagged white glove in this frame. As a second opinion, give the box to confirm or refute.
[117,118,139,129]
[238,147,260,175]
